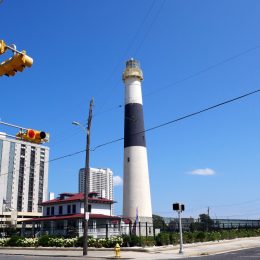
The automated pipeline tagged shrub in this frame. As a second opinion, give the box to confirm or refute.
[169,232,179,245]
[144,237,155,247]
[0,238,10,247]
[38,235,50,247]
[195,231,206,242]
[7,236,24,247]
[75,236,83,247]
[48,237,65,247]
[63,238,77,247]
[121,234,141,247]
[155,232,170,246]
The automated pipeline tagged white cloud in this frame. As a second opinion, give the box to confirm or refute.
[189,168,216,176]
[113,176,123,186]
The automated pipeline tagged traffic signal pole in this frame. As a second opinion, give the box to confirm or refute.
[83,98,94,256]
[178,210,184,254]
[173,203,185,254]
[0,120,26,130]
[0,121,50,144]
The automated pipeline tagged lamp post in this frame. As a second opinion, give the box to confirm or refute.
[72,98,94,256]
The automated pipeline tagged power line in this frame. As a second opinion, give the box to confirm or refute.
[92,0,158,114]
[144,89,260,133]
[93,43,260,118]
[94,0,166,115]
[144,44,260,97]
[92,88,260,150]
[133,0,166,56]
[0,88,259,178]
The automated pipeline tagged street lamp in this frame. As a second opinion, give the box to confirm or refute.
[72,98,93,256]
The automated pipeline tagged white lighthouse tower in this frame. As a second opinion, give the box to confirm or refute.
[122,58,152,224]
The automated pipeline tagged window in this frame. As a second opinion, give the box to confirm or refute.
[38,159,45,212]
[88,204,91,213]
[28,147,35,212]
[51,207,54,215]
[59,206,63,215]
[67,205,71,214]
[47,207,50,216]
[17,147,26,211]
[72,204,76,214]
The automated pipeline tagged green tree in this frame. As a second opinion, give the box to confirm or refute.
[152,215,167,231]
[199,214,214,231]
[167,220,178,231]
[190,214,214,231]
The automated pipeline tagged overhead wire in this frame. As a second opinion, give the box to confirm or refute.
[133,0,166,56]
[50,0,161,144]
[95,0,163,114]
[1,88,259,178]
[93,43,260,118]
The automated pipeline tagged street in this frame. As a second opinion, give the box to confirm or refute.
[1,247,260,260]
[0,256,104,260]
[181,247,260,260]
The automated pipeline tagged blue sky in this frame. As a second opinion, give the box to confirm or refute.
[1,0,260,219]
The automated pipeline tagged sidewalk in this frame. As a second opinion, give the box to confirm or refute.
[0,237,260,259]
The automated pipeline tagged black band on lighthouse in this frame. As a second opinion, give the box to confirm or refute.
[124,103,146,148]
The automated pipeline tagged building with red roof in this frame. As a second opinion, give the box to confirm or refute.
[22,192,127,238]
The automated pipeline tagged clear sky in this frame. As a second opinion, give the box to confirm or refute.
[1,0,260,220]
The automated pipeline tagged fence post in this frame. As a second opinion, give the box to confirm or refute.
[139,222,141,237]
[106,224,108,239]
[146,222,148,239]
[129,223,132,236]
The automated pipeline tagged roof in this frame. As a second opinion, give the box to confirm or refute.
[22,213,121,222]
[41,193,115,205]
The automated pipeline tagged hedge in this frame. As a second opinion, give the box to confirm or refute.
[1,229,260,248]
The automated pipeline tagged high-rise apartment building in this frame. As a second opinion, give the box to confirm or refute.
[0,132,49,214]
[78,167,113,201]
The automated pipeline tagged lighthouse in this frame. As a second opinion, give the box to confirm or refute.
[122,58,152,224]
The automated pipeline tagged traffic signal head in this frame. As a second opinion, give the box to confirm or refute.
[16,129,50,144]
[0,40,7,55]
[0,51,33,77]
[173,203,185,212]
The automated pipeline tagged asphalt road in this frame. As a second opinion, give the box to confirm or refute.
[0,256,105,260]
[180,246,260,260]
[1,247,260,260]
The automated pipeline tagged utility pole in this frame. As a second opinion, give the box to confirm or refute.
[83,98,94,256]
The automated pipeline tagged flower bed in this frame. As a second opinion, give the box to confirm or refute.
[1,229,260,248]
[0,235,123,248]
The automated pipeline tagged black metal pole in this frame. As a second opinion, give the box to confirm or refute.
[83,98,94,256]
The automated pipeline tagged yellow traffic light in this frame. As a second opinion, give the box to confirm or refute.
[16,129,50,144]
[0,51,33,77]
[0,40,7,55]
